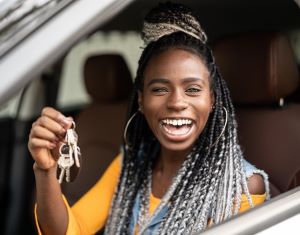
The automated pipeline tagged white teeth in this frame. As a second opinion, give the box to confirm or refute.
[161,118,193,126]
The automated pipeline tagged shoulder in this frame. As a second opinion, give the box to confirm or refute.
[247,174,265,195]
[242,159,268,195]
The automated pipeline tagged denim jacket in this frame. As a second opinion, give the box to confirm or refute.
[128,159,269,235]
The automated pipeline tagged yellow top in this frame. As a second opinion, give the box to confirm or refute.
[35,154,266,234]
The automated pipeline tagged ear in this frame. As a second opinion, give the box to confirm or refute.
[138,91,143,113]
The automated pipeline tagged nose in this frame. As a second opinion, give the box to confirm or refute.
[166,90,188,111]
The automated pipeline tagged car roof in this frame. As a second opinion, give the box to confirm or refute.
[0,0,134,105]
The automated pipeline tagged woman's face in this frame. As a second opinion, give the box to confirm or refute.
[139,48,214,154]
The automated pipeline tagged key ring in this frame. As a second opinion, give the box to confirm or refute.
[71,121,76,129]
[59,143,69,155]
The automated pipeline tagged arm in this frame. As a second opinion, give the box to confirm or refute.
[34,164,68,235]
[28,107,73,235]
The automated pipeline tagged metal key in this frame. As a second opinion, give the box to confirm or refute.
[58,164,65,184]
[58,154,74,183]
[65,160,72,182]
[57,144,74,183]
[65,122,80,168]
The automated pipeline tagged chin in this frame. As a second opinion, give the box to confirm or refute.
[160,140,196,154]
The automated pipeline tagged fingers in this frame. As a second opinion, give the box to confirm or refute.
[41,107,73,130]
[28,107,74,170]
[29,107,74,149]
[28,137,57,150]
[34,115,66,140]
[30,125,60,143]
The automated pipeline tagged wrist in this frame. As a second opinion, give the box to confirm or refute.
[33,162,57,176]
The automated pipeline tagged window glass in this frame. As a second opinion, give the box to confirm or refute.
[0,77,45,120]
[289,30,300,64]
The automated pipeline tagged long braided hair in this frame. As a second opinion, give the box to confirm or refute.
[105,2,253,234]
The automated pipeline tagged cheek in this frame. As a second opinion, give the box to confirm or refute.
[142,97,158,121]
[142,94,164,113]
[194,98,213,123]
[143,102,160,126]
[142,96,167,134]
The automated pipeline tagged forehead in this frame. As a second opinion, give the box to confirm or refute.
[144,48,210,83]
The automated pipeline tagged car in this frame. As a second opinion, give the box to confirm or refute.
[0,0,299,234]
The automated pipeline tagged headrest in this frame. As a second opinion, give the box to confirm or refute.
[83,54,133,103]
[213,32,299,105]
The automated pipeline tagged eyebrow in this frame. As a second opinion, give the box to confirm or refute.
[182,77,204,84]
[146,77,204,87]
[146,78,169,87]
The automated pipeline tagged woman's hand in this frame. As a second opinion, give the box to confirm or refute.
[28,107,73,171]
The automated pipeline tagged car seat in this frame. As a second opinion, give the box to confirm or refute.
[61,54,132,205]
[213,32,300,197]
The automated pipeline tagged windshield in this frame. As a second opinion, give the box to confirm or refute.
[0,0,74,58]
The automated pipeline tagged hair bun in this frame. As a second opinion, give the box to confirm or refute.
[142,2,207,45]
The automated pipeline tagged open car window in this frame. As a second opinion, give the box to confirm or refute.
[0,0,300,234]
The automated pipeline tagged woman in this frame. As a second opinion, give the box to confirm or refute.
[28,2,269,235]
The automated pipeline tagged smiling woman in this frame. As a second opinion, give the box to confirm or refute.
[28,2,269,235]
[140,49,213,154]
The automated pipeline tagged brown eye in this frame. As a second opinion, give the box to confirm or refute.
[186,87,201,93]
[151,87,168,94]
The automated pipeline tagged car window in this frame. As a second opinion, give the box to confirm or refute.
[289,30,300,64]
[0,0,300,235]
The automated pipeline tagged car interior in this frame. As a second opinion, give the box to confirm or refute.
[61,54,133,205]
[0,0,299,234]
[213,31,300,197]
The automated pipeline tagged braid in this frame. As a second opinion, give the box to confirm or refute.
[105,2,253,234]
[142,2,207,44]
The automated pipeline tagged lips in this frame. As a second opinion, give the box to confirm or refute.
[160,118,194,139]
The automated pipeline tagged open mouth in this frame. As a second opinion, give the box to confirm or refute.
[160,118,193,136]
